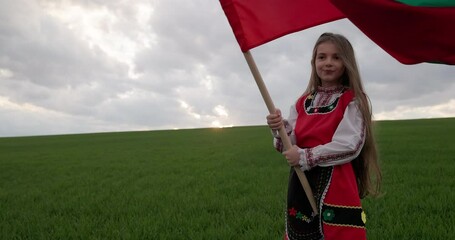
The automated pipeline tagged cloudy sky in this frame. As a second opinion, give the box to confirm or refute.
[1,0,454,137]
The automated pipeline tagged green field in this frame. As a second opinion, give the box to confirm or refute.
[1,118,454,239]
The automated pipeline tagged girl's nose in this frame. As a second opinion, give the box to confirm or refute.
[325,59,333,66]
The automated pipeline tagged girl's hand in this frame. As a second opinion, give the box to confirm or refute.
[283,145,301,167]
[266,109,283,130]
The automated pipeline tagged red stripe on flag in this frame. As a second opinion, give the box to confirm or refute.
[330,0,455,65]
[220,0,344,52]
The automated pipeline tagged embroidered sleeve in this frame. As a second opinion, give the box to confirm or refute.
[298,100,365,169]
[273,104,298,152]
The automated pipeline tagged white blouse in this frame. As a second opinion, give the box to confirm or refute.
[273,91,365,171]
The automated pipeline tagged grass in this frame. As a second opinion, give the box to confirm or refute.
[0,118,454,239]
[365,118,455,239]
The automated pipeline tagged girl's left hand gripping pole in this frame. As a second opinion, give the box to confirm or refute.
[243,51,318,215]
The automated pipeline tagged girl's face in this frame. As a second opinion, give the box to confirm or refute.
[315,42,345,87]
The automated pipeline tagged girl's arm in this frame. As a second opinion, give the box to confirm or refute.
[298,100,365,170]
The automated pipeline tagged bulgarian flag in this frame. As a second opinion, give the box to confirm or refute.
[220,0,344,52]
[330,0,455,65]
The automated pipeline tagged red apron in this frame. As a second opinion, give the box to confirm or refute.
[285,89,366,240]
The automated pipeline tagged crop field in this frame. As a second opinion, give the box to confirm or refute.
[1,118,454,239]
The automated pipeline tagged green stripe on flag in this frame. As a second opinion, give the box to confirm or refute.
[396,0,455,6]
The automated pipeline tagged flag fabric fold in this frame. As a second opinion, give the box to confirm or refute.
[330,0,455,65]
[220,0,344,52]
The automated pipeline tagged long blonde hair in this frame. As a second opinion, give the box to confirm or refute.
[305,32,381,198]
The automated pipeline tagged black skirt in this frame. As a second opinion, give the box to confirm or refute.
[285,166,333,240]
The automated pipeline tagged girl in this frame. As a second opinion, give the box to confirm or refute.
[266,33,381,240]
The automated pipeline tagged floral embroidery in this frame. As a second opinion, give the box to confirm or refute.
[301,214,311,223]
[289,208,297,217]
[288,207,313,223]
[323,209,335,222]
[361,211,367,224]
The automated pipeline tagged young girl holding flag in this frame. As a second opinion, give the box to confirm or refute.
[266,32,381,240]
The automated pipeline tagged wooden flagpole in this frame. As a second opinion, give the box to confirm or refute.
[243,51,318,215]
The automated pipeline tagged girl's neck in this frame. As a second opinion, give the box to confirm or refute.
[320,81,342,88]
[317,84,344,93]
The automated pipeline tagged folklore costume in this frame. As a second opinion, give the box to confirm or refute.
[273,85,367,240]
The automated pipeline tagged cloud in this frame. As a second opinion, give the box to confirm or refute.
[0,0,454,137]
[375,99,455,120]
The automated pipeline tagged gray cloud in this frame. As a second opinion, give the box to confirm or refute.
[0,0,454,137]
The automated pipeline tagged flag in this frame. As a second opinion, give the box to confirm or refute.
[220,0,344,52]
[330,0,455,65]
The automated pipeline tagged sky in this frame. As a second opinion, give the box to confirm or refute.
[1,0,454,137]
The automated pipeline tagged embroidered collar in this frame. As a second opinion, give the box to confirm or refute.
[316,85,345,94]
[305,85,346,114]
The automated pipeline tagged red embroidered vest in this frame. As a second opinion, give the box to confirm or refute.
[294,89,355,148]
